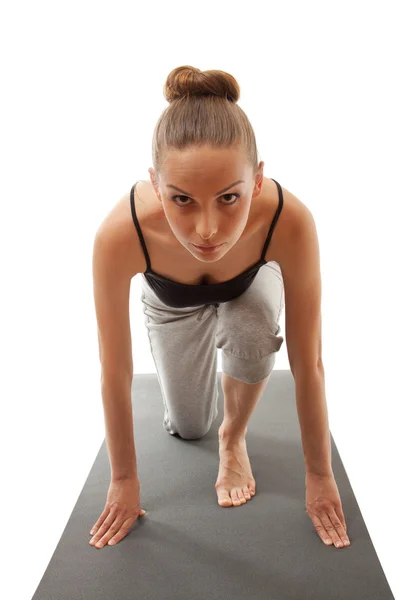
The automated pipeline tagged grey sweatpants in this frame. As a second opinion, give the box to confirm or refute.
[140,261,285,439]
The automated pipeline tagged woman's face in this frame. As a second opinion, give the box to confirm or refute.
[149,146,264,262]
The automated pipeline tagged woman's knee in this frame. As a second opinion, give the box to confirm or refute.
[166,409,218,440]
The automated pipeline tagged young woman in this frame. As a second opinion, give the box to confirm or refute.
[90,65,350,551]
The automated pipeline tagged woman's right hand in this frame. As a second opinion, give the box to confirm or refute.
[89,477,147,549]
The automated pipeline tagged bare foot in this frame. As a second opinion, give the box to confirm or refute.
[215,435,256,507]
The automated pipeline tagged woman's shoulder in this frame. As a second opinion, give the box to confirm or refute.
[95,185,149,277]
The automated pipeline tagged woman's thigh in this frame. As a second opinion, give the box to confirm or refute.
[140,276,219,439]
[216,261,285,384]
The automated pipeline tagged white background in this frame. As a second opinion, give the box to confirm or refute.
[1,1,399,598]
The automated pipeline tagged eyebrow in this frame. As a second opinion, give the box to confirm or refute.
[167,180,245,196]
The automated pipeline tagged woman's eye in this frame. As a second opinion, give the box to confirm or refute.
[172,193,239,206]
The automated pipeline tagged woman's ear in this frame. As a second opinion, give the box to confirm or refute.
[148,169,162,203]
[148,168,158,189]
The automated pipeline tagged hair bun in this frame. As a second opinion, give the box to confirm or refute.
[164,65,240,103]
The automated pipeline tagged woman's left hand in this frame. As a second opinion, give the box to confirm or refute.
[305,472,351,548]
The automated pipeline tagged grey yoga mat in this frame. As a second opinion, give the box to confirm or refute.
[32,371,394,600]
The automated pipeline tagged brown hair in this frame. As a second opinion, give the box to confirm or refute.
[151,65,261,182]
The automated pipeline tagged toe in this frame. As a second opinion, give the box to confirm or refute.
[231,489,243,506]
[243,486,251,500]
[217,488,233,507]
[236,489,247,504]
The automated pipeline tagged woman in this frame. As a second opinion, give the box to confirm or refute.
[90,65,350,551]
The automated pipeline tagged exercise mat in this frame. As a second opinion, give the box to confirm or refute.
[32,371,394,600]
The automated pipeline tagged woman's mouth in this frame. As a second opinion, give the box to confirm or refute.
[192,243,223,253]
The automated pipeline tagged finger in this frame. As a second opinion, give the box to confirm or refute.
[336,504,347,532]
[319,511,347,548]
[107,519,134,546]
[326,508,350,546]
[108,511,146,546]
[96,517,129,548]
[308,512,334,546]
[90,506,111,536]
[90,506,119,546]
